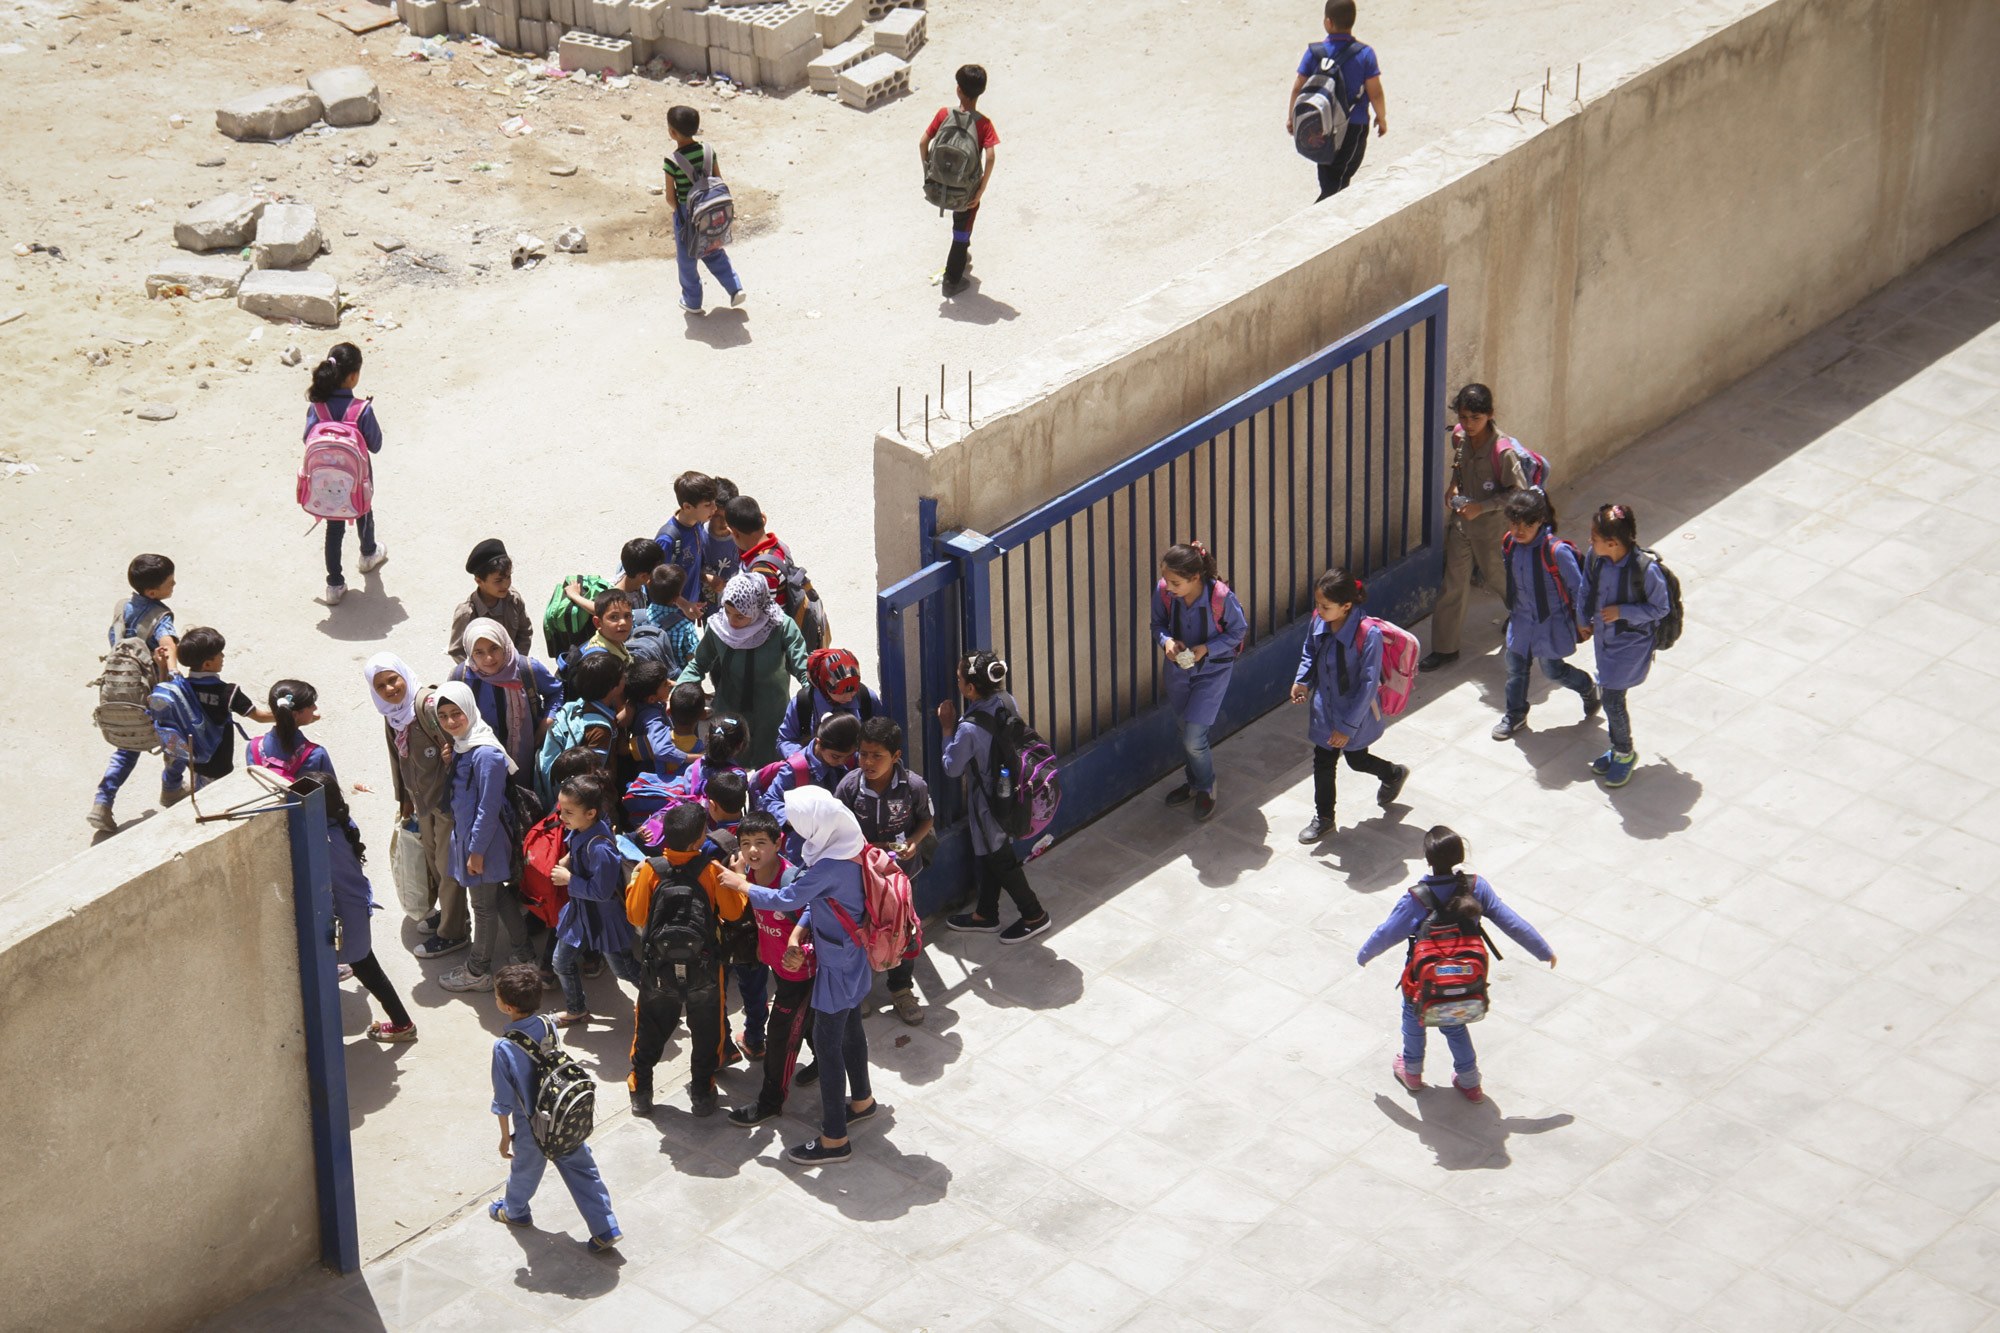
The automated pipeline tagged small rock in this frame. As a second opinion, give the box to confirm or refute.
[553,224,587,254]
[443,176,463,184]
[280,345,302,365]
[197,156,226,168]
[549,164,578,177]
[344,148,379,167]
[168,113,187,128]
[197,380,210,389]
[215,85,324,141]
[0,310,24,326]
[86,348,110,367]
[373,236,406,253]
[512,233,548,269]
[308,66,381,126]
[377,185,390,194]
[620,112,633,121]
[342,229,360,238]
[137,402,177,421]
[565,124,585,135]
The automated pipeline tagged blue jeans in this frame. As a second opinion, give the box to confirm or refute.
[1602,687,1632,753]
[1503,649,1593,721]
[503,1123,618,1238]
[1181,721,1215,794]
[98,747,188,806]
[674,221,741,310]
[325,510,377,587]
[552,937,642,1015]
[813,1003,871,1141]
[732,962,769,1047]
[1402,1001,1479,1087]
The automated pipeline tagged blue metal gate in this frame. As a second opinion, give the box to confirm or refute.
[878,286,1449,912]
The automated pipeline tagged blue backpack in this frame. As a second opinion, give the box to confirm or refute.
[147,676,231,765]
[1292,39,1372,163]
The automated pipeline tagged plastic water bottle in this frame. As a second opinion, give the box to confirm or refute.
[1028,834,1054,861]
[996,766,1013,801]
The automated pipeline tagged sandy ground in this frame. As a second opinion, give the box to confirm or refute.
[4,0,1652,1262]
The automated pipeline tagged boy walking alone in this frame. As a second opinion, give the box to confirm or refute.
[664,106,747,316]
[919,64,998,298]
[1287,0,1387,202]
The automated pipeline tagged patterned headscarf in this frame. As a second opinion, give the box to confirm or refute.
[708,570,783,651]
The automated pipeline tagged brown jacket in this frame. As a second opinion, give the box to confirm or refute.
[447,589,535,663]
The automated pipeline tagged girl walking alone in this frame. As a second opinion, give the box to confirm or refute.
[1291,569,1409,843]
[307,343,388,606]
[1151,541,1247,821]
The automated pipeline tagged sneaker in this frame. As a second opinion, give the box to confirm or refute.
[322,582,347,606]
[489,1200,532,1226]
[679,299,703,315]
[688,1082,716,1117]
[1581,682,1602,720]
[786,1137,852,1166]
[738,1034,766,1060]
[999,913,1052,945]
[337,964,355,981]
[1416,651,1458,672]
[729,287,748,309]
[415,934,469,960]
[629,1084,654,1116]
[1297,814,1332,844]
[1163,783,1193,807]
[368,1021,418,1042]
[439,965,494,992]
[844,1099,878,1125]
[582,954,606,979]
[1392,1056,1423,1092]
[358,542,390,574]
[554,1011,590,1028]
[941,276,968,298]
[1589,749,1615,776]
[422,911,442,934]
[1603,750,1639,788]
[161,785,189,808]
[1193,792,1217,822]
[728,1102,781,1127]
[947,912,1002,934]
[1453,1077,1485,1103]
[1377,764,1410,807]
[589,1230,623,1253]
[795,1062,819,1086]
[1491,715,1524,741]
[86,802,116,833]
[720,1039,742,1066]
[890,989,924,1025]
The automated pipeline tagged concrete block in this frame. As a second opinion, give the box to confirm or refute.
[307,67,381,126]
[744,0,812,58]
[516,18,539,50]
[559,30,635,72]
[837,49,906,108]
[810,0,861,47]
[490,0,520,18]
[629,0,666,39]
[144,253,252,299]
[807,33,872,92]
[446,0,473,33]
[664,6,707,43]
[495,13,522,47]
[173,193,266,252]
[551,0,573,26]
[472,3,495,37]
[704,6,742,52]
[664,0,706,8]
[657,35,708,72]
[870,5,922,57]
[521,0,546,20]
[600,0,630,35]
[758,31,819,88]
[238,270,341,327]
[707,43,756,83]
[252,203,323,270]
[864,0,916,19]
[214,86,324,141]
[404,0,447,36]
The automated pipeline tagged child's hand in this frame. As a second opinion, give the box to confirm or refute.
[467,852,485,877]
[551,865,571,887]
[1600,605,1620,623]
[1289,683,1308,704]
[676,596,701,617]
[1163,639,1185,662]
[1328,729,1350,747]
[398,800,414,820]
[1578,624,1594,643]
[936,699,958,729]
[1191,644,1209,662]
[499,1128,513,1159]
[716,866,749,894]
[1547,956,1558,969]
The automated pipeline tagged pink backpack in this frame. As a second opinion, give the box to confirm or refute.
[298,400,373,521]
[1155,578,1231,635]
[825,846,921,972]
[1358,616,1420,717]
[753,750,814,799]
[248,733,324,784]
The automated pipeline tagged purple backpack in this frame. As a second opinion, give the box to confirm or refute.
[967,704,1061,841]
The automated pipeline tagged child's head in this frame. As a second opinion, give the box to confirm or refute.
[557,772,610,831]
[370,660,408,708]
[660,800,708,852]
[465,538,512,600]
[551,745,607,788]
[646,563,686,610]
[815,712,863,768]
[177,626,225,672]
[493,962,543,1019]
[270,679,320,748]
[705,713,749,765]
[592,588,635,644]
[668,104,699,140]
[1591,502,1638,559]
[705,767,748,820]
[737,809,784,875]
[723,494,766,547]
[807,647,864,706]
[128,553,175,599]
[1503,488,1554,542]
[1450,382,1494,434]
[1323,0,1356,34]
[572,651,626,706]
[708,477,739,533]
[308,342,363,402]
[1422,825,1482,922]
[856,715,904,785]
[674,470,719,523]
[959,649,1007,699]
[1159,541,1217,601]
[669,682,709,730]
[621,538,665,584]
[464,622,516,679]
[955,63,987,103]
[625,658,673,708]
[1312,569,1365,628]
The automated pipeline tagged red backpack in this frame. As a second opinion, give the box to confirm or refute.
[518,813,570,930]
[1501,532,1581,621]
[825,846,921,972]
[753,750,815,798]
[1399,879,1503,1026]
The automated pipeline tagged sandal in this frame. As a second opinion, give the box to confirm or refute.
[554,1011,590,1028]
[369,1021,418,1043]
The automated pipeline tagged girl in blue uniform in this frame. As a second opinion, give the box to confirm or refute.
[1492,489,1598,740]
[435,680,530,993]
[307,343,389,606]
[452,618,565,782]
[1585,503,1672,787]
[939,651,1051,944]
[248,679,416,1042]
[1290,568,1409,844]
[1150,541,1247,821]
[548,772,643,1025]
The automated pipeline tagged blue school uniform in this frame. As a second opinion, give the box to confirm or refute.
[740,859,869,1015]
[1585,553,1671,690]
[942,692,1020,856]
[654,514,707,606]
[493,1014,619,1238]
[306,391,384,588]
[253,731,377,963]
[448,659,565,776]
[759,745,842,823]
[1296,614,1385,752]
[557,819,636,953]
[96,594,186,806]
[1503,531,1588,661]
[776,685,886,759]
[633,702,698,780]
[448,744,513,886]
[1153,579,1248,729]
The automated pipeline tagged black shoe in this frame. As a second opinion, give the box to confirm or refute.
[1492,715,1525,741]
[1581,683,1602,720]
[422,911,441,934]
[1417,651,1458,672]
[941,276,968,298]
[1164,783,1193,807]
[786,1137,852,1165]
[795,1062,819,1086]
[946,912,1002,934]
[728,1102,781,1127]
[1298,814,1332,844]
[629,1085,654,1116]
[688,1082,716,1117]
[1377,764,1410,807]
[582,954,606,979]
[720,1040,743,1066]
[999,914,1052,945]
[844,1099,878,1125]
[1193,791,1217,821]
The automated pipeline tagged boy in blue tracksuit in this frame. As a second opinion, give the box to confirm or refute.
[90,553,186,832]
[1585,502,1673,787]
[1291,568,1408,844]
[1492,489,1598,741]
[489,963,623,1251]
[656,470,716,605]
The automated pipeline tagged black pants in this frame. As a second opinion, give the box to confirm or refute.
[348,950,411,1028]
[629,969,727,1093]
[976,846,1042,922]
[1315,127,1369,202]
[1312,743,1396,816]
[945,204,980,283]
[755,972,815,1113]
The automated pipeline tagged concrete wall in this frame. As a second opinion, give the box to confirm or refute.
[0,775,319,1333]
[876,0,2000,584]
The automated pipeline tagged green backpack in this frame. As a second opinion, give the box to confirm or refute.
[542,574,609,658]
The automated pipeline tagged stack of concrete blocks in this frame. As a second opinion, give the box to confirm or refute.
[444,0,476,34]
[809,0,862,45]
[871,6,922,58]
[559,29,635,72]
[399,0,834,84]
[400,0,447,36]
[708,1,820,89]
[653,0,711,76]
[807,34,872,93]
[837,50,907,108]
[862,0,916,19]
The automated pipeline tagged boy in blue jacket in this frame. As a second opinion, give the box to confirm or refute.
[1290,569,1408,844]
[90,553,186,832]
[1491,489,1599,741]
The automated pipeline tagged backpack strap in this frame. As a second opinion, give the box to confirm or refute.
[342,397,369,427]
[1209,580,1229,635]
[133,601,168,647]
[312,400,334,426]
[827,897,866,950]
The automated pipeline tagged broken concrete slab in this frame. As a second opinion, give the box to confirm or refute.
[252,204,323,270]
[308,66,382,126]
[215,85,325,141]
[553,225,588,253]
[136,403,178,422]
[238,270,341,326]
[373,236,407,253]
[145,253,253,299]
[174,193,266,252]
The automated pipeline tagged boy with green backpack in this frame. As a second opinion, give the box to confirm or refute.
[920,64,998,298]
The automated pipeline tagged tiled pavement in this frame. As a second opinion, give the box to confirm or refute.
[204,218,2000,1332]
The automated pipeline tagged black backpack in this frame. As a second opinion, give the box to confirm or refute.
[502,1015,596,1158]
[793,682,874,737]
[1292,39,1371,164]
[640,852,735,987]
[1595,549,1684,651]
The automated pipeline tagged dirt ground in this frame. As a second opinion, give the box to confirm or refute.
[3,0,1651,1263]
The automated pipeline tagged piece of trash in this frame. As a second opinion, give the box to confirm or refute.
[168,113,187,128]
[246,327,264,342]
[0,309,24,326]
[92,328,150,346]
[805,311,821,319]
[499,114,531,137]
[894,1035,910,1047]
[280,345,302,365]
[553,225,587,253]
[4,462,39,478]
[511,232,547,269]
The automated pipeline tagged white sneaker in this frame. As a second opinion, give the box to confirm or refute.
[322,583,347,606]
[359,542,390,574]
[680,299,703,315]
[730,288,748,309]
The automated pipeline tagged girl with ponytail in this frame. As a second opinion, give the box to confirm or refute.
[305,341,389,607]
[937,650,1051,944]
[250,679,418,1042]
[1152,540,1248,821]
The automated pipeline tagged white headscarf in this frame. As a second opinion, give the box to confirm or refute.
[434,680,517,773]
[363,652,418,733]
[707,570,784,651]
[784,786,866,865]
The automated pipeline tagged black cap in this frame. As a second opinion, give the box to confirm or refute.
[466,537,508,575]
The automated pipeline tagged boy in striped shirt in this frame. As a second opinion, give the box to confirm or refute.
[664,105,747,315]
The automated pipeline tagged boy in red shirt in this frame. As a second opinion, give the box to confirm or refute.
[918,64,998,297]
